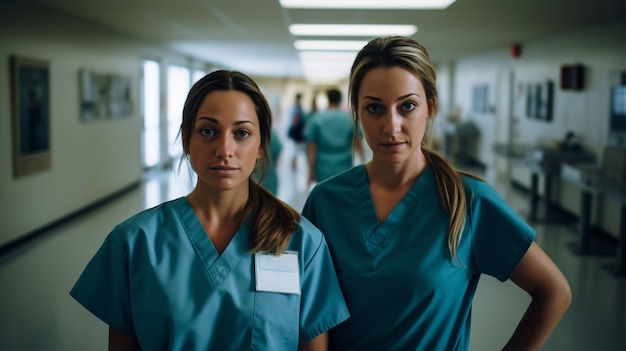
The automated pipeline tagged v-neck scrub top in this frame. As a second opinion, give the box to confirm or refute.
[302,165,535,351]
[70,197,349,351]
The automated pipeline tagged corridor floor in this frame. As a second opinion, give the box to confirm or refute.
[0,147,625,350]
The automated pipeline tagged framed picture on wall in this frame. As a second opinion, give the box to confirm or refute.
[79,69,108,121]
[107,74,131,118]
[526,83,538,118]
[525,80,554,122]
[10,55,51,178]
[472,84,489,113]
[80,70,131,120]
[537,80,554,121]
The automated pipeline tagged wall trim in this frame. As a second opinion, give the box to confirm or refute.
[0,181,141,259]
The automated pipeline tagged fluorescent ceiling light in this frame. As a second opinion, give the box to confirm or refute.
[305,76,345,85]
[299,51,355,83]
[289,24,417,37]
[305,77,345,85]
[302,70,349,85]
[280,0,456,9]
[294,40,367,51]
[298,51,358,62]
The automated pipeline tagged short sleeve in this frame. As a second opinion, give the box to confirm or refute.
[467,180,536,281]
[297,221,350,342]
[69,227,135,335]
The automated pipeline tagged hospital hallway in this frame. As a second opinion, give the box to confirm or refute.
[1,139,625,351]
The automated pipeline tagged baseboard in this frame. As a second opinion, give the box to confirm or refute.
[0,181,141,259]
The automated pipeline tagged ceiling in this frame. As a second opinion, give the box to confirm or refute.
[30,0,626,80]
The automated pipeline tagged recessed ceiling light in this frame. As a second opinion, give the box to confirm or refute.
[298,51,358,61]
[298,51,356,82]
[280,0,456,9]
[289,24,417,37]
[294,40,367,51]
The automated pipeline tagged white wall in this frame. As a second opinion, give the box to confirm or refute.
[0,2,216,248]
[451,20,626,236]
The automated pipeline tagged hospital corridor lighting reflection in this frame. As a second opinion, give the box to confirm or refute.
[279,0,456,9]
[294,40,367,51]
[289,24,417,37]
[298,51,357,84]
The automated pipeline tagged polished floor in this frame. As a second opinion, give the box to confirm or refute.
[0,141,625,350]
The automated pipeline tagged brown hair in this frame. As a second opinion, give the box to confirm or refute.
[180,70,299,254]
[326,88,342,105]
[349,36,476,260]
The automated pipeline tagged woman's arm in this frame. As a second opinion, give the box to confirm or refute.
[299,331,329,351]
[109,327,141,351]
[503,241,572,351]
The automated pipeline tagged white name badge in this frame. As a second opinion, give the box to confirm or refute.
[254,251,301,295]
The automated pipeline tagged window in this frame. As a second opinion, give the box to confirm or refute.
[167,65,191,161]
[141,59,160,169]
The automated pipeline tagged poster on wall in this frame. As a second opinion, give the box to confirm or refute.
[107,74,131,118]
[525,80,554,122]
[79,69,109,121]
[10,55,51,178]
[80,69,132,120]
[472,84,489,113]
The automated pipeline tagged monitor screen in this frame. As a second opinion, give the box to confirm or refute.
[610,85,626,131]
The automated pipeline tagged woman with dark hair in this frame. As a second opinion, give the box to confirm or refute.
[71,70,349,351]
[302,37,571,351]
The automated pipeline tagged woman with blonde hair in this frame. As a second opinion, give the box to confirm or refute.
[302,36,571,351]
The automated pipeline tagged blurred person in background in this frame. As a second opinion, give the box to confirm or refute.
[256,127,283,195]
[287,92,305,170]
[304,88,364,184]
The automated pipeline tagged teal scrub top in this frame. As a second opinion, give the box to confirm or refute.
[70,197,349,351]
[302,165,535,351]
[304,109,355,182]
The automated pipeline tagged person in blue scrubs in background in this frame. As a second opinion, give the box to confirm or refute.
[288,92,305,170]
[302,37,571,351]
[256,128,282,195]
[71,70,349,351]
[304,88,364,184]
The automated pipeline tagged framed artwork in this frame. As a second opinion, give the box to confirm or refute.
[107,74,131,118]
[79,69,107,121]
[10,55,51,178]
[472,84,489,113]
[80,69,131,120]
[526,80,554,122]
